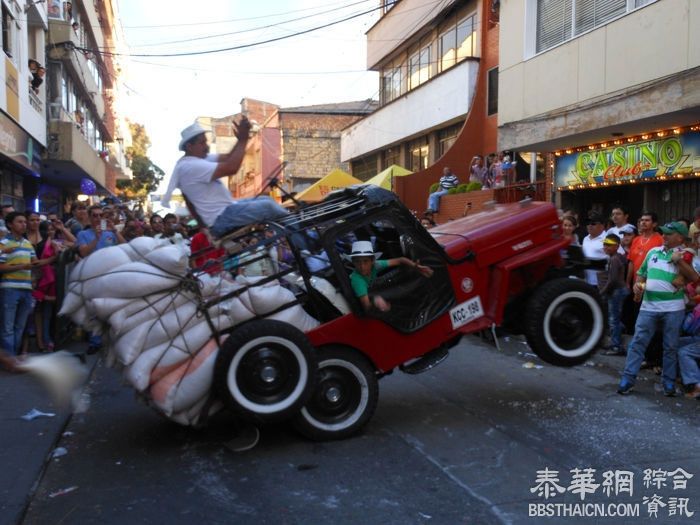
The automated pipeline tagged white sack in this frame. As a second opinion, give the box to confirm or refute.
[143,245,189,276]
[109,291,195,336]
[150,338,221,415]
[268,304,320,332]
[81,262,181,299]
[248,282,296,315]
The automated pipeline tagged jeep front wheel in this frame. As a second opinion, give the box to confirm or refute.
[524,278,604,367]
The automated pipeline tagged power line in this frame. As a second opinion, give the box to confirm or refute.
[121,0,374,49]
[88,1,400,58]
[121,0,372,29]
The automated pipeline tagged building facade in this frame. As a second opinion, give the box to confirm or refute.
[207,98,375,201]
[341,0,502,213]
[41,0,130,213]
[1,0,48,211]
[498,0,700,222]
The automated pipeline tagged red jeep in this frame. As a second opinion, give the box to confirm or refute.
[209,186,604,440]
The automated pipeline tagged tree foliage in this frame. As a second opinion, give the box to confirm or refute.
[116,121,164,203]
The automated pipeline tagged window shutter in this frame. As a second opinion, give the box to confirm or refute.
[591,0,625,26]
[536,0,572,53]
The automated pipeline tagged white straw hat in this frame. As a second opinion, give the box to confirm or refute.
[345,240,382,260]
[178,122,208,151]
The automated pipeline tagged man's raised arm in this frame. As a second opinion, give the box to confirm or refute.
[211,116,251,181]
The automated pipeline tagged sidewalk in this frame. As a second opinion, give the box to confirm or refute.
[0,342,96,525]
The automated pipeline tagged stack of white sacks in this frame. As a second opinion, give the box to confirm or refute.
[59,236,319,425]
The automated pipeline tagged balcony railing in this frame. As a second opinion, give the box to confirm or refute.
[493,181,547,204]
[28,90,43,112]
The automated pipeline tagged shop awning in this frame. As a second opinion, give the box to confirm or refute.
[294,169,362,202]
[365,164,413,190]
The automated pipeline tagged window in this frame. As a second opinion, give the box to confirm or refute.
[410,137,429,172]
[2,3,17,60]
[456,15,476,60]
[487,67,498,116]
[381,147,401,170]
[381,65,402,104]
[438,124,462,158]
[535,0,655,53]
[408,44,431,90]
[439,13,477,72]
[61,74,69,111]
[350,154,379,182]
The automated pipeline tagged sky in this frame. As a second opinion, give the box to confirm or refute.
[114,0,381,192]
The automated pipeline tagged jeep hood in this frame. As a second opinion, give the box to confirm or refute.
[429,202,563,265]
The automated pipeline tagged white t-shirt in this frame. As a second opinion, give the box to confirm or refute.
[175,154,233,227]
[582,231,606,285]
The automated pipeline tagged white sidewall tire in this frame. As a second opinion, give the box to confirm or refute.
[543,290,603,358]
[226,335,309,415]
[299,358,369,432]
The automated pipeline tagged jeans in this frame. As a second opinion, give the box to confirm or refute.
[607,287,630,349]
[1,288,34,355]
[678,335,700,385]
[427,189,449,212]
[211,197,289,238]
[621,309,685,386]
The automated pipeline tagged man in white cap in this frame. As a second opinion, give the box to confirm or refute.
[164,116,288,238]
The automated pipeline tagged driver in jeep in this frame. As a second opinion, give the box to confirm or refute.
[348,240,433,312]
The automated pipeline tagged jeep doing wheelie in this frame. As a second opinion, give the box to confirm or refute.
[206,186,604,440]
[61,185,604,441]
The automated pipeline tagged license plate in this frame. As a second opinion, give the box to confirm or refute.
[450,296,484,329]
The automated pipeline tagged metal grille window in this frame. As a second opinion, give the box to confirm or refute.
[536,0,652,53]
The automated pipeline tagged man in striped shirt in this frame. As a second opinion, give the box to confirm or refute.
[426,167,459,214]
[0,212,43,355]
[618,221,699,396]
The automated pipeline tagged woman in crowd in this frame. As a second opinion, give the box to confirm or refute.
[561,215,580,246]
[33,221,60,352]
[26,212,43,248]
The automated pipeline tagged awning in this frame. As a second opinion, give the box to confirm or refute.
[294,168,362,202]
[365,164,413,190]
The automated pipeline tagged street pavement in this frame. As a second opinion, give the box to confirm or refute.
[4,335,700,525]
[0,342,96,525]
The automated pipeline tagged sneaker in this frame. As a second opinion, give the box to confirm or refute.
[663,382,677,397]
[617,379,634,395]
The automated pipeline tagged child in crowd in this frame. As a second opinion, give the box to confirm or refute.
[599,234,630,356]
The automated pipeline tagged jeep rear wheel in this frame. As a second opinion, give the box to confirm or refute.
[293,347,378,441]
[524,278,604,366]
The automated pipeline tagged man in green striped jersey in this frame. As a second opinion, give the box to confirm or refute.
[618,221,699,396]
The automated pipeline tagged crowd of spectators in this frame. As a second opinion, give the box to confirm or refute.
[0,199,211,370]
[561,205,700,399]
